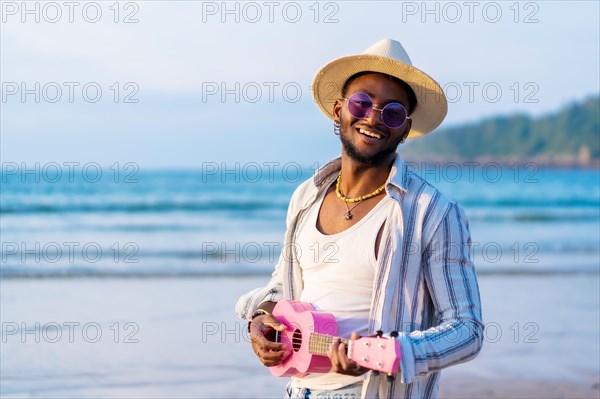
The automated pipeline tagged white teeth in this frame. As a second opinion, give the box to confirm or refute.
[359,128,382,139]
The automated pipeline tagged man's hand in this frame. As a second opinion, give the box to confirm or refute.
[249,314,291,367]
[328,333,369,376]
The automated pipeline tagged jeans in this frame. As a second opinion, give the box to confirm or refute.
[284,381,363,399]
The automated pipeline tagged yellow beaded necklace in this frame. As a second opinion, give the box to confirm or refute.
[335,172,386,204]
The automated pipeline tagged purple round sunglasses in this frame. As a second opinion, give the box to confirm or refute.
[342,92,410,129]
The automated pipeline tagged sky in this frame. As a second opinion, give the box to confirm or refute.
[1,0,599,168]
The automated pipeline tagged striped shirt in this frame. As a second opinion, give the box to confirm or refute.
[235,154,484,399]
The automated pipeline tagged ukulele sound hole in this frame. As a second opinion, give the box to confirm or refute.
[292,329,302,352]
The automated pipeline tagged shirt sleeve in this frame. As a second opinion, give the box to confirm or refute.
[397,203,484,383]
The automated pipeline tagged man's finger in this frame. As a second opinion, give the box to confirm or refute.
[249,322,287,350]
[260,316,287,331]
[337,341,352,370]
[259,347,289,361]
[250,329,289,352]
[328,338,341,371]
[249,314,285,333]
[252,333,288,352]
[258,347,290,366]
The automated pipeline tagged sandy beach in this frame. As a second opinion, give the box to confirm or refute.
[1,273,598,398]
[440,376,599,398]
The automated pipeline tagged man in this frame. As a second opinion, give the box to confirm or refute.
[236,39,483,399]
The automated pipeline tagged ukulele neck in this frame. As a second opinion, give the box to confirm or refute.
[308,332,348,356]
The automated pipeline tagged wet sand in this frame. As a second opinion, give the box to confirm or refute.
[1,275,598,398]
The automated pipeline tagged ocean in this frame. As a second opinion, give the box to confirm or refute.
[2,163,599,277]
[1,163,599,398]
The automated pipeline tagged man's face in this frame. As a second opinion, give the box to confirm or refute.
[333,73,412,166]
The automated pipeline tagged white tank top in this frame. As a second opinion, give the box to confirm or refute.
[291,186,392,390]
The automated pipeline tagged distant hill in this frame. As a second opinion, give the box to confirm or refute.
[401,95,600,167]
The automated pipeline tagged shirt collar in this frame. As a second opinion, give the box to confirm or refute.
[312,153,409,193]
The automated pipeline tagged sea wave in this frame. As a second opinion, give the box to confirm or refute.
[0,199,289,214]
[467,212,600,222]
[460,198,600,208]
[1,264,598,279]
[1,198,599,215]
[2,244,598,278]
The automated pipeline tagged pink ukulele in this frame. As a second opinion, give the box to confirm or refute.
[269,301,401,378]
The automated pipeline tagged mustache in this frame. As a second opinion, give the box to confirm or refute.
[339,132,397,166]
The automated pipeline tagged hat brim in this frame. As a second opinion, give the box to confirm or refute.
[312,55,448,138]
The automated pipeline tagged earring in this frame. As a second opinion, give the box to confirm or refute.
[333,120,341,136]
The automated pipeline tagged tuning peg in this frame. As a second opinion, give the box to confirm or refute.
[390,331,399,338]
[376,330,383,337]
[386,373,395,383]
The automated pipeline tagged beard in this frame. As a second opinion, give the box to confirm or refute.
[340,130,399,166]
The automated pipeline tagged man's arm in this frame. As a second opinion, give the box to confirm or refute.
[235,281,284,320]
[235,179,314,367]
[234,235,289,366]
[234,179,312,320]
[397,203,484,384]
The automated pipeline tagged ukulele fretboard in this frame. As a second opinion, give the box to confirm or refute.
[308,332,349,356]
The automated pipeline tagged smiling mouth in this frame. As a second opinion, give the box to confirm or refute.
[357,127,383,140]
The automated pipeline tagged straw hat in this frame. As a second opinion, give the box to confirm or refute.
[312,39,447,138]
